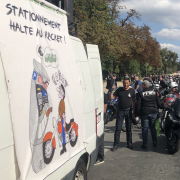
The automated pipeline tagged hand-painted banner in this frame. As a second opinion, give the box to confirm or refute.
[0,0,85,179]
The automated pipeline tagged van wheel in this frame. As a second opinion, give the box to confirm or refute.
[73,159,87,180]
[70,128,78,147]
[43,140,55,164]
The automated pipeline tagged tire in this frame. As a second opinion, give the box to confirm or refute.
[70,128,78,147]
[167,130,180,154]
[73,159,87,180]
[43,139,55,164]
[104,112,111,124]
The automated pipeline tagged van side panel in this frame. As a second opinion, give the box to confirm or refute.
[0,57,20,179]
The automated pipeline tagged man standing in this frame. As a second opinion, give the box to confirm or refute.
[110,74,117,88]
[137,80,161,149]
[131,74,135,82]
[106,73,113,92]
[152,75,155,83]
[143,75,152,83]
[135,76,142,93]
[111,78,135,151]
[159,76,167,89]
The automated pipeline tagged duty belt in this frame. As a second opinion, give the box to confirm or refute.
[119,108,131,111]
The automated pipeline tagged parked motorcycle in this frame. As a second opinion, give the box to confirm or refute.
[160,82,178,132]
[163,85,180,154]
[105,97,118,124]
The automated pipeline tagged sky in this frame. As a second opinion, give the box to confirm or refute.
[118,0,180,60]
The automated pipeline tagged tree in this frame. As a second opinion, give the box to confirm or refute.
[160,48,178,74]
[73,0,162,78]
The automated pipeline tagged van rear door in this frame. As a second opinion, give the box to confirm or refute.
[86,44,104,139]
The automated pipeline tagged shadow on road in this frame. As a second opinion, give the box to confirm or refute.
[131,133,172,155]
[104,123,171,155]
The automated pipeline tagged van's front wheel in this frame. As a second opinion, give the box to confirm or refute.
[73,159,87,180]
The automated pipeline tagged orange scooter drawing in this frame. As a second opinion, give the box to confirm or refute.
[42,117,78,164]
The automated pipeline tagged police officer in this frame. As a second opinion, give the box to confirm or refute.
[137,80,161,149]
[111,78,136,151]
[159,76,167,89]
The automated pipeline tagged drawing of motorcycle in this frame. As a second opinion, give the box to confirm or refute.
[42,118,78,164]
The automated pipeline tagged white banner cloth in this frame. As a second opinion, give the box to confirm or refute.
[0,0,85,179]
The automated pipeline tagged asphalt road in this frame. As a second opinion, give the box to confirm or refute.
[88,119,180,180]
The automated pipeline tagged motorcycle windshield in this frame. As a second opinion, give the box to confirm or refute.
[174,99,180,117]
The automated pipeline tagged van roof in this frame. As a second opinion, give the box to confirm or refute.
[32,0,68,16]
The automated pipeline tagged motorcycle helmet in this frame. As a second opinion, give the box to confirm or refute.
[170,82,178,88]
[154,83,159,89]
[165,94,177,107]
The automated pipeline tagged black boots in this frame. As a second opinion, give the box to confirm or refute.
[153,141,157,147]
[127,143,133,150]
[60,144,67,155]
[141,144,147,149]
[111,145,118,152]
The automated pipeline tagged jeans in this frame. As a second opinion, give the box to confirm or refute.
[96,142,104,161]
[114,109,132,146]
[141,113,157,145]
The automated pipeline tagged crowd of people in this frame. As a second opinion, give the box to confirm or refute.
[95,73,180,165]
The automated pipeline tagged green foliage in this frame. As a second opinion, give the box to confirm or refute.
[73,0,178,77]
[120,59,140,75]
[114,65,120,74]
[177,62,180,71]
[159,48,178,74]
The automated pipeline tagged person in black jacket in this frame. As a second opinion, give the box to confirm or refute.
[152,75,155,83]
[106,74,112,90]
[143,75,152,83]
[111,78,135,151]
[110,74,117,88]
[160,77,167,89]
[137,80,161,149]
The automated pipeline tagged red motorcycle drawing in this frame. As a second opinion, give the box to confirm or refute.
[42,118,78,164]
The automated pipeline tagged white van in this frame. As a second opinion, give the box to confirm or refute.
[0,1,104,180]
